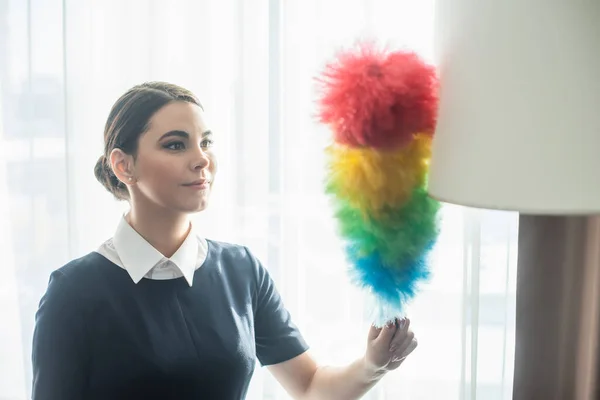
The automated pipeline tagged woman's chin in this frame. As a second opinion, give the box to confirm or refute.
[179,199,210,214]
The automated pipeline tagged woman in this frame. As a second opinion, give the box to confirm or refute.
[31,82,417,399]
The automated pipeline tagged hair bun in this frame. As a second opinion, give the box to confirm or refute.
[94,154,127,200]
[94,155,107,182]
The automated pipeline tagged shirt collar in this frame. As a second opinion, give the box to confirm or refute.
[112,216,199,287]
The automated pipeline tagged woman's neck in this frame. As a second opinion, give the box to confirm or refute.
[126,205,191,258]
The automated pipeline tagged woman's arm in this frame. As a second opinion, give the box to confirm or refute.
[268,319,417,400]
[32,270,89,400]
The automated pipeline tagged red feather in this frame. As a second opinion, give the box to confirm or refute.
[317,42,439,149]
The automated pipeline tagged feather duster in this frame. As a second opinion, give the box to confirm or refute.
[317,41,441,326]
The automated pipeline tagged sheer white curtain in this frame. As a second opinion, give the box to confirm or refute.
[0,0,518,399]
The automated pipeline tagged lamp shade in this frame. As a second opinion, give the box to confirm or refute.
[428,1,600,214]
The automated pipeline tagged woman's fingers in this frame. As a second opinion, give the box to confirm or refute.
[403,337,418,357]
[368,324,383,341]
[389,318,410,352]
[375,320,398,346]
[391,354,407,363]
[389,336,418,367]
[395,336,418,360]
[393,330,415,354]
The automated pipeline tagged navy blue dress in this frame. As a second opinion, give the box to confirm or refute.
[31,240,309,399]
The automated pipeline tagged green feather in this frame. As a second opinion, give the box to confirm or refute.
[333,187,440,267]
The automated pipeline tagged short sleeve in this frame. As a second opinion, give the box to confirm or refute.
[32,270,89,400]
[246,247,309,366]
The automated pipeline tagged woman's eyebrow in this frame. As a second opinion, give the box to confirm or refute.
[159,130,212,140]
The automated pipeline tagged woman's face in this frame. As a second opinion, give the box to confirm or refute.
[126,101,217,213]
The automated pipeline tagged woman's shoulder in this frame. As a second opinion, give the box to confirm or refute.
[205,239,265,275]
[57,251,113,279]
[206,238,251,260]
[45,252,116,296]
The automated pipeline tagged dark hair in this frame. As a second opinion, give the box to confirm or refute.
[94,81,202,200]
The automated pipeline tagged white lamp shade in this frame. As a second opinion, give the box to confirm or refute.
[428,1,600,214]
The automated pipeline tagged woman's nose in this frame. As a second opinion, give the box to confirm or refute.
[191,148,210,170]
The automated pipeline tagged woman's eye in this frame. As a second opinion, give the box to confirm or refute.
[164,141,185,151]
[201,139,215,148]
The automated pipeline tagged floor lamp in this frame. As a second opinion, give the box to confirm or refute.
[429,2,600,399]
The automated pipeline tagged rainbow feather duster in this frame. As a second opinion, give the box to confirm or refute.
[317,41,441,326]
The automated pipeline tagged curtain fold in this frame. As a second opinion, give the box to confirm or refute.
[514,216,600,400]
[0,1,517,398]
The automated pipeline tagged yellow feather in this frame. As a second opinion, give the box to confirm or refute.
[326,134,431,214]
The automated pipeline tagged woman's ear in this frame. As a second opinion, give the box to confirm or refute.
[109,148,136,184]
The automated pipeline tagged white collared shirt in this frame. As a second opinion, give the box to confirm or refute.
[95,216,208,287]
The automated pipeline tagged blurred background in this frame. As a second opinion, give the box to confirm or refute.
[0,0,518,398]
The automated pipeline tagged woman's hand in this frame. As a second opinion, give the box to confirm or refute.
[364,318,417,377]
[269,317,417,399]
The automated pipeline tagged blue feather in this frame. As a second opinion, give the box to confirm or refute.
[346,240,436,326]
